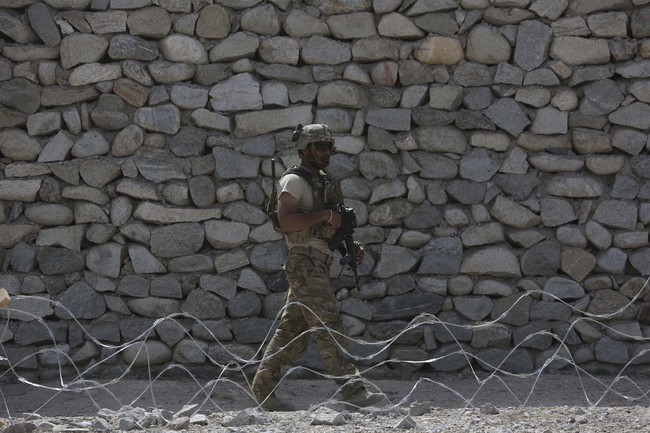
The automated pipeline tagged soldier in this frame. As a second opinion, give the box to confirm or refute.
[252,124,387,411]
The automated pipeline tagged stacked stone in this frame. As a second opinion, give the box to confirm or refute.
[1,0,650,378]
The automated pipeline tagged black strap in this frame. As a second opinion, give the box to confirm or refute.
[283,165,315,180]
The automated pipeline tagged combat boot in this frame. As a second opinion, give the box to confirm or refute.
[342,386,389,409]
[258,393,296,412]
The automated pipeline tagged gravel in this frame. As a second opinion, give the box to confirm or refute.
[7,405,650,433]
[3,372,650,433]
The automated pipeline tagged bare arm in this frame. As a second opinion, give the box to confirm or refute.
[277,191,341,232]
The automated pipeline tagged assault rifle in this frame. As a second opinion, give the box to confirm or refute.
[327,204,360,289]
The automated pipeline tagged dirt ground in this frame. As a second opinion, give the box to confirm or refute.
[2,368,650,419]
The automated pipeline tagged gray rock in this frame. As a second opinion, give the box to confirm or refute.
[108,34,159,61]
[474,280,514,297]
[182,289,226,320]
[585,220,612,250]
[540,197,577,227]
[452,61,492,87]
[352,38,401,62]
[523,68,560,86]
[477,347,534,373]
[186,176,214,208]
[416,125,466,154]
[231,317,275,344]
[560,248,596,281]
[588,289,637,320]
[168,254,214,273]
[545,174,604,198]
[86,243,125,278]
[454,296,494,321]
[190,319,232,342]
[115,179,157,201]
[127,6,171,39]
[580,79,624,116]
[466,24,511,65]
[172,339,207,364]
[491,195,540,228]
[55,281,106,320]
[470,322,510,349]
[366,108,411,131]
[196,4,230,39]
[241,6,279,35]
[531,107,567,135]
[373,244,418,278]
[549,36,610,65]
[26,111,61,136]
[494,62,524,86]
[302,36,351,65]
[134,104,180,134]
[133,148,186,183]
[150,275,182,299]
[37,246,85,275]
[520,240,561,277]
[446,180,486,205]
[150,223,204,258]
[413,12,458,35]
[209,73,262,112]
[630,248,650,275]
[123,341,172,367]
[128,298,179,318]
[593,200,638,230]
[485,98,530,137]
[609,102,650,129]
[491,293,531,326]
[595,337,629,364]
[237,268,268,295]
[530,0,569,20]
[249,241,284,273]
[235,105,313,137]
[0,128,42,161]
[461,222,505,247]
[373,293,444,321]
[0,295,54,322]
[133,202,221,224]
[61,33,109,69]
[148,61,195,84]
[227,291,262,318]
[205,220,250,249]
[128,244,167,274]
[327,12,376,39]
[283,9,329,38]
[36,225,86,251]
[460,148,501,182]
[0,10,39,44]
[24,203,73,226]
[460,246,521,278]
[631,5,650,38]
[596,248,627,274]
[10,241,35,273]
[414,153,456,180]
[529,154,583,173]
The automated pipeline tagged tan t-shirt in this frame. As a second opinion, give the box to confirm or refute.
[279,173,331,254]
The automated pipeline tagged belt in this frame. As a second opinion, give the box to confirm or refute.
[289,245,333,266]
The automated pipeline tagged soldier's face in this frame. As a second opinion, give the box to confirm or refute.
[304,141,334,169]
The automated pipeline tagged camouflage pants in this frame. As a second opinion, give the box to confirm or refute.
[251,250,360,401]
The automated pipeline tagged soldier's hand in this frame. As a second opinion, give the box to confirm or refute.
[354,241,365,263]
[324,208,341,229]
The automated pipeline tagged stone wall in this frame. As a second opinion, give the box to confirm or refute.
[2,0,650,379]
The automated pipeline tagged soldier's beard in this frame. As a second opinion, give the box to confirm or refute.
[301,149,329,171]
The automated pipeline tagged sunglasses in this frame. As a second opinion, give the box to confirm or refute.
[312,141,334,151]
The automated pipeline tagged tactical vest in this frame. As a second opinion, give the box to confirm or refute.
[278,165,342,243]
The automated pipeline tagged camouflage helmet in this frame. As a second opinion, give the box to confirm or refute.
[291,123,334,150]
